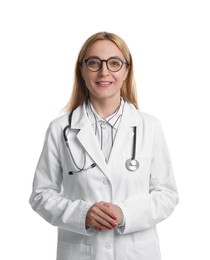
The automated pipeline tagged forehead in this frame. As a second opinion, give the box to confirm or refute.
[85,40,124,58]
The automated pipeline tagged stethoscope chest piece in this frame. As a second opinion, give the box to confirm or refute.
[126,158,140,171]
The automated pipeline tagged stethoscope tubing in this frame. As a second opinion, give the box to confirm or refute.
[132,126,137,160]
[63,110,97,175]
[63,108,140,174]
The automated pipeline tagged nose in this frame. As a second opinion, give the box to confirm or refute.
[99,61,109,75]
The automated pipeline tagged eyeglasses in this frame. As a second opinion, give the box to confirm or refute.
[82,57,128,72]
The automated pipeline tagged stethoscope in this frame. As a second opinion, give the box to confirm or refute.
[125,126,140,171]
[63,109,140,175]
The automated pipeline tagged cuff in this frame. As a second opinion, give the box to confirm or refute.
[116,204,126,233]
[78,201,96,236]
[117,206,125,227]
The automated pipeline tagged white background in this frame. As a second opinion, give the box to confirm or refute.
[0,0,210,259]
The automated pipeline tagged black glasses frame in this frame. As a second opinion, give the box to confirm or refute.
[82,57,128,72]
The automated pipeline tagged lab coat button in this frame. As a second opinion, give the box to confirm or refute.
[105,243,112,250]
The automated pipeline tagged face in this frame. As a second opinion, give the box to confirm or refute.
[81,40,129,103]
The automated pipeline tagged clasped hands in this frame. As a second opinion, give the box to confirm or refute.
[85,201,123,231]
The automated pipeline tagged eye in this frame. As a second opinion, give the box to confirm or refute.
[87,59,101,68]
[108,58,122,68]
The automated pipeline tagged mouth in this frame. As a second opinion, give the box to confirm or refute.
[96,81,113,87]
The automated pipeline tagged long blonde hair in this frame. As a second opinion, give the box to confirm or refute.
[63,32,138,112]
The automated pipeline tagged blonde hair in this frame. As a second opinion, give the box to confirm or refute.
[63,32,138,112]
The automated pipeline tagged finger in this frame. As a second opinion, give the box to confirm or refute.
[96,208,118,228]
[91,211,118,229]
[102,203,122,223]
[98,203,117,220]
[93,209,118,229]
[94,218,116,230]
[86,207,117,229]
[86,202,119,229]
[95,227,101,231]
[90,202,117,223]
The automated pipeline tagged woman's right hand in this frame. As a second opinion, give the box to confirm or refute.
[85,201,118,231]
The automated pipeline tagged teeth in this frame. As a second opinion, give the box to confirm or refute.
[98,82,111,85]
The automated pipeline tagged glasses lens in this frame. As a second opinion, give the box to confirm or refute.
[86,59,101,71]
[107,58,123,72]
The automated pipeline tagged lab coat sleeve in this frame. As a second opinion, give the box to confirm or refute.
[29,122,95,236]
[117,120,179,234]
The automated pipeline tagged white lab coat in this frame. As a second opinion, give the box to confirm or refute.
[29,101,179,260]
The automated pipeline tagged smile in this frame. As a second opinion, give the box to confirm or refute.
[96,81,113,87]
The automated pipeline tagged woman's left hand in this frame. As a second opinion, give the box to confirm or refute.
[102,203,123,226]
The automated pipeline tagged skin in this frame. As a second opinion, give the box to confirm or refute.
[81,40,129,230]
[85,202,123,231]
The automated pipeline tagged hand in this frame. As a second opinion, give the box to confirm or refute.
[86,201,118,231]
[103,202,123,226]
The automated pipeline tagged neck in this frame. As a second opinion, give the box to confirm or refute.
[89,97,121,118]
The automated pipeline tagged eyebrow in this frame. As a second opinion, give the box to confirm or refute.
[84,56,124,60]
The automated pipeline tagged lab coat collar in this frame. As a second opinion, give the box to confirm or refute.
[70,99,140,129]
[85,98,125,130]
[70,103,110,176]
[70,101,141,179]
[107,101,142,165]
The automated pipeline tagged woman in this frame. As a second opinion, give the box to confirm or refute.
[29,32,179,260]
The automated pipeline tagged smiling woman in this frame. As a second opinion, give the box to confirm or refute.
[29,31,179,260]
[63,32,138,113]
[80,40,129,114]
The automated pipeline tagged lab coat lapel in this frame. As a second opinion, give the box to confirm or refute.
[108,103,141,165]
[71,104,110,179]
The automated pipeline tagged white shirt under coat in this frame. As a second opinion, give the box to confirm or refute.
[85,99,124,162]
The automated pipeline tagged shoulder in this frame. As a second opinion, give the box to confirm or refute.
[139,110,161,125]
[46,103,85,132]
[138,111,162,138]
[44,113,70,138]
[50,113,69,129]
[126,102,161,127]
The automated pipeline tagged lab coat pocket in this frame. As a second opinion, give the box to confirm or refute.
[57,240,93,260]
[125,238,161,260]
